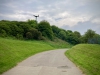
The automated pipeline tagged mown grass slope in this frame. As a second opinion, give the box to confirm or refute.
[65,44,100,75]
[0,38,71,74]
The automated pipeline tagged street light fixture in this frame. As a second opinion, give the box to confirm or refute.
[33,15,39,22]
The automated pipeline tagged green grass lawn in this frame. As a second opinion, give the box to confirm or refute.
[65,44,100,75]
[0,37,71,74]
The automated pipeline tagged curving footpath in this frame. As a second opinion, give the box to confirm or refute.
[2,49,85,75]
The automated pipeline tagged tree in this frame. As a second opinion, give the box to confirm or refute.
[65,30,81,44]
[83,29,96,43]
[88,34,100,44]
[38,20,53,40]
[0,21,11,36]
[73,31,81,44]
[51,25,61,37]
[27,19,37,28]
[58,30,66,40]
[18,22,30,37]
[74,31,81,38]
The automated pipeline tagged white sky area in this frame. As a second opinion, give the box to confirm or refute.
[0,0,100,35]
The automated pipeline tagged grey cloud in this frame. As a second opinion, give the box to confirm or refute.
[61,21,100,35]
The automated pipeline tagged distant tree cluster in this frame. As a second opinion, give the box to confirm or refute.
[0,20,100,44]
[81,29,100,44]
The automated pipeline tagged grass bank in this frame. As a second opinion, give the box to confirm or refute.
[65,44,100,75]
[0,38,71,74]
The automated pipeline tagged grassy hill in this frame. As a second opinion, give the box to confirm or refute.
[65,44,100,75]
[0,37,71,74]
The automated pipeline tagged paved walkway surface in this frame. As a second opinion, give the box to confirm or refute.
[2,49,84,75]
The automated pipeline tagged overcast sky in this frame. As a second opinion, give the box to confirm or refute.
[0,0,100,35]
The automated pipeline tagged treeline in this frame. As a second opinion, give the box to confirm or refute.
[0,20,100,44]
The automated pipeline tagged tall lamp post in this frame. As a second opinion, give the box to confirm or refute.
[33,15,39,24]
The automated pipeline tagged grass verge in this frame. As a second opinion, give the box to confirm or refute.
[65,44,100,75]
[45,38,72,48]
[0,37,71,74]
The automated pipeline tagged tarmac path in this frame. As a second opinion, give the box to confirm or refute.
[2,49,84,75]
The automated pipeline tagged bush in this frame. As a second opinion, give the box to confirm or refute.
[26,28,43,40]
[26,32,33,39]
